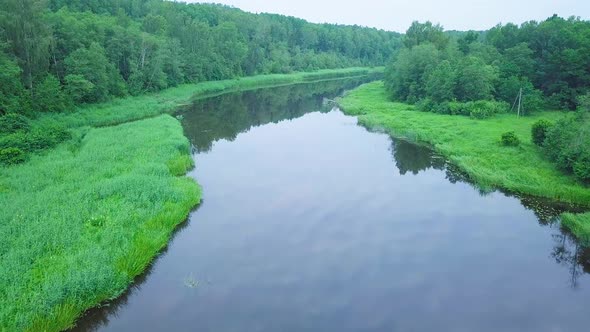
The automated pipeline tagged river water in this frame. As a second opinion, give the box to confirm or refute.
[74,79,590,332]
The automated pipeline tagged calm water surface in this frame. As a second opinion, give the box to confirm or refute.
[74,80,590,332]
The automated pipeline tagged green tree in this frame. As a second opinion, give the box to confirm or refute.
[456,56,499,101]
[64,42,125,102]
[33,74,70,112]
[403,21,448,50]
[64,74,94,103]
[425,60,456,102]
[0,49,28,114]
[385,43,440,102]
[0,0,51,90]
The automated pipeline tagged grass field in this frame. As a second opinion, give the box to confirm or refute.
[338,81,590,240]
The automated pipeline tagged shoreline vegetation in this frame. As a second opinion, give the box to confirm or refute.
[337,81,590,242]
[45,67,384,129]
[0,68,381,332]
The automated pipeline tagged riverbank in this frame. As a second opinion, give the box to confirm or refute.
[337,82,590,238]
[0,116,200,331]
[0,68,381,331]
[44,67,384,129]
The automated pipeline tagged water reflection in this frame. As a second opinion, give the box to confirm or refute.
[72,79,590,331]
[389,133,590,287]
[180,78,369,153]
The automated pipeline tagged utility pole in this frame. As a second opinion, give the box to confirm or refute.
[517,88,523,118]
[511,88,523,118]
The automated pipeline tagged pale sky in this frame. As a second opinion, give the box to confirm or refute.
[181,0,589,32]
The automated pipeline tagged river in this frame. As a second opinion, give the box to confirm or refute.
[73,79,590,332]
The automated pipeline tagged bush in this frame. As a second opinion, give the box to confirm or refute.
[415,98,435,112]
[501,131,520,146]
[531,119,553,146]
[0,113,30,134]
[468,100,509,119]
[415,99,509,118]
[573,154,590,182]
[0,147,26,165]
[544,111,590,182]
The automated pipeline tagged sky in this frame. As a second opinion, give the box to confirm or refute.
[182,0,590,32]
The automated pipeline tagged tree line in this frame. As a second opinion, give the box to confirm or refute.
[384,17,590,182]
[0,0,401,115]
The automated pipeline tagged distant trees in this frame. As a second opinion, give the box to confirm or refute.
[0,0,401,113]
[385,17,590,112]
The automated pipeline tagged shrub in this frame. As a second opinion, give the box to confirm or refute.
[573,154,590,182]
[0,113,31,134]
[0,147,26,165]
[415,98,435,112]
[544,111,590,182]
[501,131,520,146]
[469,100,509,119]
[448,101,469,116]
[531,119,553,146]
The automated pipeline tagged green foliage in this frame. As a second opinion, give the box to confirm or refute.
[0,48,28,115]
[544,110,590,182]
[501,131,520,146]
[385,16,590,113]
[0,115,201,331]
[385,43,440,102]
[561,213,590,246]
[64,74,95,103]
[425,60,456,102]
[64,43,126,103]
[416,99,508,119]
[0,147,26,165]
[496,77,545,113]
[0,113,30,133]
[339,81,590,205]
[33,75,71,112]
[456,56,499,101]
[0,0,51,90]
[531,119,553,146]
[1,0,399,108]
[403,21,449,50]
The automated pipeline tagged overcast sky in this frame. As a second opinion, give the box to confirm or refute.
[182,0,589,32]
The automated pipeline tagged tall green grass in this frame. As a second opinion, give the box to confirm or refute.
[0,115,201,331]
[338,81,590,240]
[562,213,590,245]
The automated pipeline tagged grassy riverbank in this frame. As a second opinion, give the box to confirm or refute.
[0,116,200,331]
[43,67,383,129]
[0,68,381,331]
[338,82,590,236]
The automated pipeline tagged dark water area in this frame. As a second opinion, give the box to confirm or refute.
[74,79,590,332]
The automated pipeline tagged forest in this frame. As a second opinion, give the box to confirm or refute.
[0,0,399,166]
[384,18,590,182]
[0,0,398,110]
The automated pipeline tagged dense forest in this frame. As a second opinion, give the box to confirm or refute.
[384,17,590,182]
[0,0,399,114]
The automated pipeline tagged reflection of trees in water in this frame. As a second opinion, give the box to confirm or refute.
[391,139,445,175]
[552,230,590,289]
[181,78,369,152]
[390,136,590,287]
